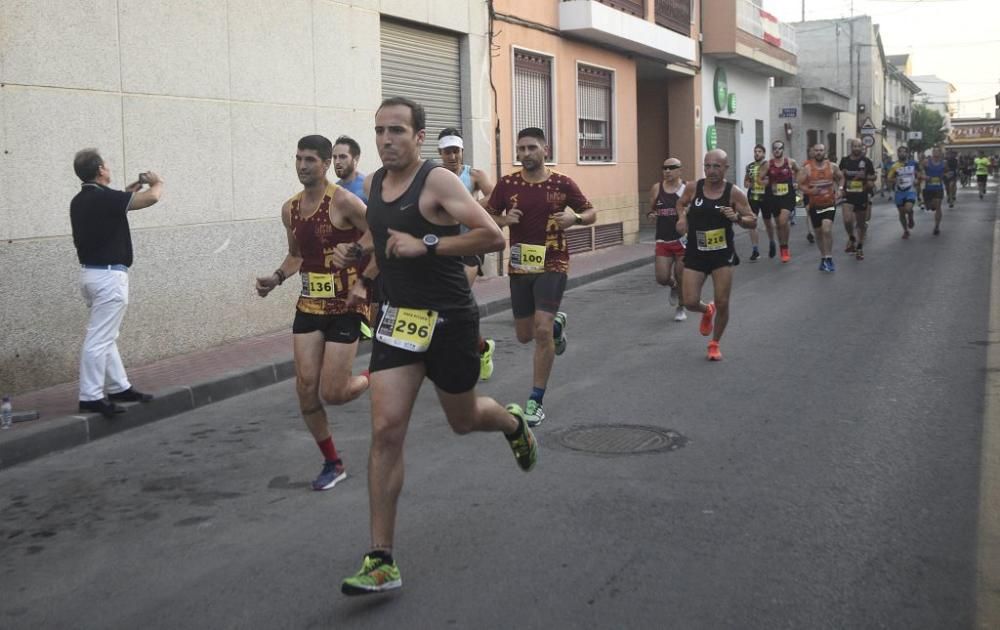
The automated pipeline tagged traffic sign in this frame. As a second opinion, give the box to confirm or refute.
[861,117,876,130]
[860,127,876,136]
[862,135,875,148]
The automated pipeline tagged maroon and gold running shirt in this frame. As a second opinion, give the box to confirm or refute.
[487,170,593,275]
[289,183,370,317]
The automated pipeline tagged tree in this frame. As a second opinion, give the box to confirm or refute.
[909,104,946,154]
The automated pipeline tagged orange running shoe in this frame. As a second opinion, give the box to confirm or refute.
[699,303,716,336]
[780,246,791,263]
[707,340,722,361]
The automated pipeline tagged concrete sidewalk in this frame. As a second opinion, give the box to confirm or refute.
[0,236,657,469]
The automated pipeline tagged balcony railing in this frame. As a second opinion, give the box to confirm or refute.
[736,0,798,56]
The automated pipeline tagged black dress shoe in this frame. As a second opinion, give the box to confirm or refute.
[108,388,154,403]
[79,399,126,418]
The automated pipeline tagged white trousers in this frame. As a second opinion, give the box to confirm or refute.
[79,268,132,401]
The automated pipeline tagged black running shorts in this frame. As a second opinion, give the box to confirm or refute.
[843,193,868,209]
[368,307,480,394]
[924,189,944,202]
[292,311,365,344]
[683,251,736,274]
[808,206,836,229]
[510,272,567,319]
[750,196,775,220]
[764,193,795,216]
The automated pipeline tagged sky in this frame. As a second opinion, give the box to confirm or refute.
[764,0,1000,118]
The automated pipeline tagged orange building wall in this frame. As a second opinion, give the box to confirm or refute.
[490,18,641,242]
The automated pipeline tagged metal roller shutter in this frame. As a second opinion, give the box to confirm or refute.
[380,20,463,160]
[714,118,739,184]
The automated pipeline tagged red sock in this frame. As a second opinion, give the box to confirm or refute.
[361,369,370,381]
[317,437,339,462]
[477,337,487,353]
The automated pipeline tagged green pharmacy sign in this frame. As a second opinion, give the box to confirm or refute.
[706,125,718,150]
[727,93,737,114]
[713,67,728,113]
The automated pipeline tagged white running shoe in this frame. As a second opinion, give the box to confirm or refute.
[674,307,687,322]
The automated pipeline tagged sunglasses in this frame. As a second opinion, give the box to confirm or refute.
[662,164,682,170]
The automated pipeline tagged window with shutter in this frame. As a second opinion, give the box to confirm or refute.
[514,49,554,160]
[577,65,614,162]
[595,0,644,18]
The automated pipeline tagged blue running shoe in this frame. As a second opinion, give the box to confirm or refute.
[312,459,346,491]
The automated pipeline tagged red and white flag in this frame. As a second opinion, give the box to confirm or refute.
[760,9,781,47]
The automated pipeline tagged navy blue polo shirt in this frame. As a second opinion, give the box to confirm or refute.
[70,183,135,267]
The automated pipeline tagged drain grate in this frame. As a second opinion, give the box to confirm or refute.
[556,424,687,455]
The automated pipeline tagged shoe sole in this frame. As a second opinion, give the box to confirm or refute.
[341,578,402,596]
[699,306,715,336]
[479,340,496,381]
[507,405,539,470]
[312,470,347,491]
[554,335,567,356]
[554,313,568,356]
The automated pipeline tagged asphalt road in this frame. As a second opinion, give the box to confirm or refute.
[1,183,996,630]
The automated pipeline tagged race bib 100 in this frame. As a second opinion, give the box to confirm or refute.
[510,243,546,273]
[375,306,438,352]
[696,228,727,252]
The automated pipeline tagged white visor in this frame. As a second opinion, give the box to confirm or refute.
[438,135,464,150]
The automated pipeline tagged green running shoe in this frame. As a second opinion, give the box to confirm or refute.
[341,554,402,596]
[553,311,568,356]
[359,321,373,341]
[505,404,538,471]
[524,399,545,427]
[479,338,496,381]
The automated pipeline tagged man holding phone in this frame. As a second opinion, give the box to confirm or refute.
[70,149,163,417]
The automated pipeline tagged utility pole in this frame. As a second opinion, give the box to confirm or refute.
[801,0,805,22]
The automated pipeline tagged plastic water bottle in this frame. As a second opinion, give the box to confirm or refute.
[1,396,11,430]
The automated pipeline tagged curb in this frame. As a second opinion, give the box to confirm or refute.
[0,254,651,470]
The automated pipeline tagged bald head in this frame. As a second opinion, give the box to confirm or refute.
[704,149,728,183]
[706,149,728,164]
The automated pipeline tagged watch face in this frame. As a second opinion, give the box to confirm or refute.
[423,234,439,246]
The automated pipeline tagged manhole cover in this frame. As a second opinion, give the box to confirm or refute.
[556,424,687,455]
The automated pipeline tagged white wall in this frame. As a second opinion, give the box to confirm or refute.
[0,0,493,393]
[700,57,771,182]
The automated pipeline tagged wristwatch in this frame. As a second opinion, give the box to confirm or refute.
[422,234,439,256]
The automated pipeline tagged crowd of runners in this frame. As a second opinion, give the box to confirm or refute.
[244,93,994,597]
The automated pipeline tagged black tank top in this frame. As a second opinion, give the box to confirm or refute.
[368,160,476,314]
[654,182,684,242]
[685,180,735,258]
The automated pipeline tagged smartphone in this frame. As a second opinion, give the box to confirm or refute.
[138,172,149,185]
